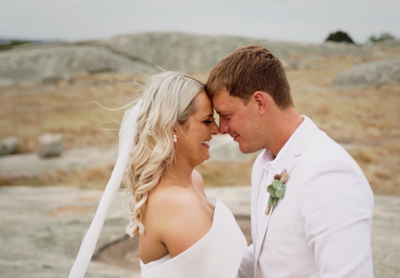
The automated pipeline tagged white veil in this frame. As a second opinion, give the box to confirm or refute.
[68,100,142,278]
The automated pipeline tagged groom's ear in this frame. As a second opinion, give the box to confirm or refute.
[252,91,268,116]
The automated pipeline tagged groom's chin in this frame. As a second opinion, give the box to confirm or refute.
[238,141,263,154]
[238,143,254,154]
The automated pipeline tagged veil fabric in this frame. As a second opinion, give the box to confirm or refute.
[68,100,142,278]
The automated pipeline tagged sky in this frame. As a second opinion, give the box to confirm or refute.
[1,0,399,44]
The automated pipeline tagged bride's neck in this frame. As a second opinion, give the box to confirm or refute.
[160,159,194,188]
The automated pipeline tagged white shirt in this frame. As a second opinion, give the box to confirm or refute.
[256,150,274,229]
[256,118,304,229]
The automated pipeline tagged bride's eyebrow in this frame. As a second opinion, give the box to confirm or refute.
[201,114,214,120]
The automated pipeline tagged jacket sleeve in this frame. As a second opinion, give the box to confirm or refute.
[238,244,254,278]
[301,157,374,278]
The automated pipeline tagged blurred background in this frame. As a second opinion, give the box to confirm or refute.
[0,0,399,277]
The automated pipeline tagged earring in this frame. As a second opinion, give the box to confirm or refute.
[173,134,177,143]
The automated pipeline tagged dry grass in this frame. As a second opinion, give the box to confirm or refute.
[196,161,253,187]
[1,53,399,195]
[0,160,252,189]
[0,73,142,153]
[284,56,400,195]
[0,163,116,189]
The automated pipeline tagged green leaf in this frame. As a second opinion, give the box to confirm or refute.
[275,189,285,198]
[273,180,284,190]
[268,196,277,207]
[267,185,276,198]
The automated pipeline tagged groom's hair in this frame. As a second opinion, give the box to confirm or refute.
[205,45,293,109]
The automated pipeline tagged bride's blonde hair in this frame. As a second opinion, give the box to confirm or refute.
[126,71,204,237]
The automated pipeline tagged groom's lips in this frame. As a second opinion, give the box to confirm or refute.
[233,135,240,142]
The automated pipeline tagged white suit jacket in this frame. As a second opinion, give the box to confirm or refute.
[239,116,374,278]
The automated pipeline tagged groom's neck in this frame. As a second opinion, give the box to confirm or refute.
[264,107,303,157]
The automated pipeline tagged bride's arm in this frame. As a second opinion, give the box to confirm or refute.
[238,244,255,278]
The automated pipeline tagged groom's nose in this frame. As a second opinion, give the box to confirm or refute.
[218,118,229,134]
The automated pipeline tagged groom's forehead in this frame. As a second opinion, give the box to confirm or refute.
[212,92,243,114]
[211,91,230,109]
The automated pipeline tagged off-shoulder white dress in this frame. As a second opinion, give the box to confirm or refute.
[140,196,248,278]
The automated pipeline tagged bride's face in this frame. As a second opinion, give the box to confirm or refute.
[175,91,218,167]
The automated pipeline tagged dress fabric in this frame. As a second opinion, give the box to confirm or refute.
[140,196,248,278]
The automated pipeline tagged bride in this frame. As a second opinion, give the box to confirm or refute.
[69,71,247,278]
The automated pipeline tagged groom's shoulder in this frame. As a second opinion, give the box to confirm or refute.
[302,127,362,173]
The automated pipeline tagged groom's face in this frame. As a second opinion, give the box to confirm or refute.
[212,89,262,154]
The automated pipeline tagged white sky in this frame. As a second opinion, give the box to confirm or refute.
[1,0,399,43]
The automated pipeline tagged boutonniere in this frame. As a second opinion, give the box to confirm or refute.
[265,170,290,215]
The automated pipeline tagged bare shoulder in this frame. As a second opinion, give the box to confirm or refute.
[147,185,212,257]
[147,186,209,224]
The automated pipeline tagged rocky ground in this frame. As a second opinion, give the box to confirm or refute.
[0,186,399,278]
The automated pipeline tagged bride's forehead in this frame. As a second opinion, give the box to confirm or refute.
[194,93,213,110]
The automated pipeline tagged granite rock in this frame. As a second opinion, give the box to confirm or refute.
[0,45,154,88]
[0,136,18,156]
[101,32,372,72]
[37,133,65,158]
[0,186,399,278]
[333,60,400,87]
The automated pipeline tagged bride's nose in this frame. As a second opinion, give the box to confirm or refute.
[210,121,219,135]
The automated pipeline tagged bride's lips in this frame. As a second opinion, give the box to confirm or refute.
[233,135,240,142]
[202,139,211,149]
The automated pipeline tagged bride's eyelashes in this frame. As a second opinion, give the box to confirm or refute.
[203,118,216,125]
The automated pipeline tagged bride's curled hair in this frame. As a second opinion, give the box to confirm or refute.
[125,71,204,237]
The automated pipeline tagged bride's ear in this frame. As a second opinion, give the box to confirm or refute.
[173,125,182,141]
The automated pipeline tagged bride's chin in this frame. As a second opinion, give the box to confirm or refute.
[200,153,211,163]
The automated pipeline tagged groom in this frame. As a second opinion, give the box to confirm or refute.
[205,45,374,278]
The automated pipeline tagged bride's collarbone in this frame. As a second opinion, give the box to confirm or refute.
[148,184,214,218]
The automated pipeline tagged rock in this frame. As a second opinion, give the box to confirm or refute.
[0,186,399,278]
[0,145,118,180]
[0,45,154,88]
[37,133,65,158]
[0,136,18,155]
[333,60,400,87]
[0,186,141,278]
[208,135,260,162]
[371,39,400,49]
[0,33,374,88]
[100,32,372,73]
[0,77,15,88]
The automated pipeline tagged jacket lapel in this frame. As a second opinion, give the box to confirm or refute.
[252,116,318,276]
[250,157,265,245]
[253,156,297,266]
